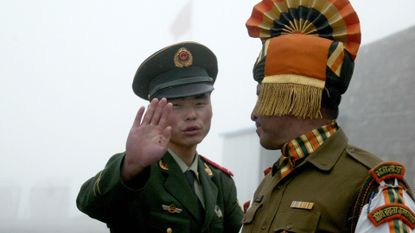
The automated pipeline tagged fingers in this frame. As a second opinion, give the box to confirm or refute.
[162,126,172,143]
[159,102,172,128]
[140,98,171,126]
[132,106,145,128]
[150,98,168,125]
[141,98,158,125]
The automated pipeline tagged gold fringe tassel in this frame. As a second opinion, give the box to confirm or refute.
[254,83,323,119]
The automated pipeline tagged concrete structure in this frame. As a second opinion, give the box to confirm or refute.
[340,25,415,189]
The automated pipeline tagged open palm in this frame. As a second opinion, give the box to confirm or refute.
[123,98,172,180]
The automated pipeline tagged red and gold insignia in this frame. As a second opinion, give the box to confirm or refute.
[174,47,193,68]
[200,155,233,177]
[159,160,169,171]
[368,204,415,229]
[204,163,213,177]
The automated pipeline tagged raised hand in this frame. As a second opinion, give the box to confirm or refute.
[122,98,172,181]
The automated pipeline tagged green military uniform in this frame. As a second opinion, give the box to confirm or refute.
[242,129,382,232]
[77,41,243,232]
[77,151,243,233]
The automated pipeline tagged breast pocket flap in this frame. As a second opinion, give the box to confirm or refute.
[272,209,320,233]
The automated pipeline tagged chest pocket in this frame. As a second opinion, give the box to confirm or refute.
[272,209,320,233]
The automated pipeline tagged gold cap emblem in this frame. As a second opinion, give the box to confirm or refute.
[174,47,193,67]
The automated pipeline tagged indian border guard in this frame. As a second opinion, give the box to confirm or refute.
[76,41,243,233]
[241,0,415,232]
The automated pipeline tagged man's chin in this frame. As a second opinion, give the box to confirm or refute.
[259,139,280,150]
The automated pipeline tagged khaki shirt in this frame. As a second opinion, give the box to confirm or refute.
[242,129,382,233]
[169,150,205,206]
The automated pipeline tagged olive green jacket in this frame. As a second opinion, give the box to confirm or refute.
[77,152,243,233]
[242,129,382,233]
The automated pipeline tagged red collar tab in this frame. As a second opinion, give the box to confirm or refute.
[200,155,233,177]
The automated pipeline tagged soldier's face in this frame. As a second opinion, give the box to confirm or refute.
[167,93,212,150]
[251,85,298,149]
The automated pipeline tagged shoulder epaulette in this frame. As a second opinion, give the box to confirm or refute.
[346,146,382,170]
[200,155,234,177]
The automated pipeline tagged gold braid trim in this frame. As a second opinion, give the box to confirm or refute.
[93,171,103,196]
[255,75,325,119]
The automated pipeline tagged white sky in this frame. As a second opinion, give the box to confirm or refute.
[1,0,415,218]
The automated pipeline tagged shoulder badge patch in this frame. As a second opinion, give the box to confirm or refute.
[200,155,233,177]
[368,204,415,229]
[369,161,405,184]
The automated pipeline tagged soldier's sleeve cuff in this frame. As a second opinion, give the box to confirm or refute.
[119,155,151,191]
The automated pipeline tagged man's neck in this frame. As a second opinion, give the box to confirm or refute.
[288,118,333,140]
[168,145,197,166]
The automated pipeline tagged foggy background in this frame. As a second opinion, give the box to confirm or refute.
[1,0,415,231]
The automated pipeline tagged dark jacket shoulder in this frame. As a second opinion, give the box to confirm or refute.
[200,155,234,177]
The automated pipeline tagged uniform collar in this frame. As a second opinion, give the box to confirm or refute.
[168,149,200,181]
[281,120,339,159]
[306,128,349,171]
[272,121,339,175]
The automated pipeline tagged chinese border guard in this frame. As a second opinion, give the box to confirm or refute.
[77,41,243,233]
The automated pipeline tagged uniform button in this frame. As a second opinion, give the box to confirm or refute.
[166,227,172,233]
[254,195,264,203]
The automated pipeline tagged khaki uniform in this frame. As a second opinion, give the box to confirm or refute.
[77,152,243,233]
[242,129,382,233]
